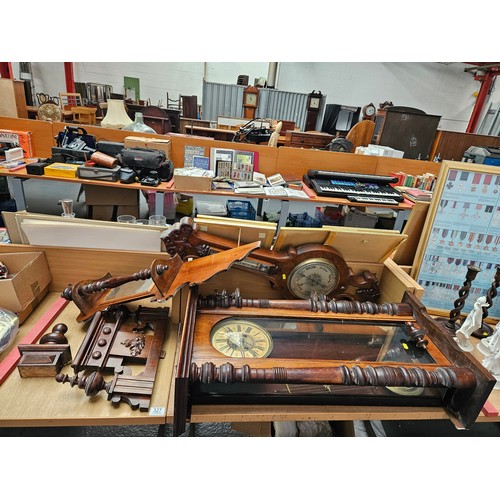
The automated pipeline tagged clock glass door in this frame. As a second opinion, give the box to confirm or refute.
[205,315,438,364]
[190,312,449,405]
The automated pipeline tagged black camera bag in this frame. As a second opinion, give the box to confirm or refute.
[118,147,173,182]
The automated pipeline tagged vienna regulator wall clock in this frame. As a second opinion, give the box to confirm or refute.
[173,286,495,435]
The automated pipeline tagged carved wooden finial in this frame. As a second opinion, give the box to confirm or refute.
[55,371,111,398]
[39,323,69,345]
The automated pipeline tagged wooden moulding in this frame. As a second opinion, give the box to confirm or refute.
[56,306,169,412]
[61,242,260,322]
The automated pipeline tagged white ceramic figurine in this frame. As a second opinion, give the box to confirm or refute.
[455,296,488,352]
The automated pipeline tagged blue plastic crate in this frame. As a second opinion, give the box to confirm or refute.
[227,200,256,220]
[287,212,322,227]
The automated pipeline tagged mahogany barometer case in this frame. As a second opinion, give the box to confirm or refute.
[173,287,495,435]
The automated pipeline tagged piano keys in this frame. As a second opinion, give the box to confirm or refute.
[303,170,404,202]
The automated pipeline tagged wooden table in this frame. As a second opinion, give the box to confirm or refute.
[0,167,413,230]
[0,293,178,429]
[0,264,498,433]
[183,125,236,141]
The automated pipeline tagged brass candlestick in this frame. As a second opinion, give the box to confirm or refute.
[438,264,482,335]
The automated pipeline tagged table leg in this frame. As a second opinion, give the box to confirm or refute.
[257,198,264,217]
[155,191,164,216]
[393,208,410,232]
[7,177,27,211]
[277,199,290,229]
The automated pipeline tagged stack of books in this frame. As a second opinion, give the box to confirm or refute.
[395,186,433,202]
[390,171,437,191]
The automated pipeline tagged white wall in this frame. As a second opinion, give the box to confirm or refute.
[14,62,489,133]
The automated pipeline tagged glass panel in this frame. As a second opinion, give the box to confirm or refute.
[104,278,154,302]
[211,317,436,364]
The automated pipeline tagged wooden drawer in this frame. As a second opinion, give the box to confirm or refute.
[285,130,333,149]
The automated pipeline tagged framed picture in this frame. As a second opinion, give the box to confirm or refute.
[216,160,232,178]
[192,155,210,170]
[230,162,253,181]
[234,150,254,166]
[184,145,206,168]
[412,160,500,320]
[210,148,234,172]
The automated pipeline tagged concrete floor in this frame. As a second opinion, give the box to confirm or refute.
[0,419,499,437]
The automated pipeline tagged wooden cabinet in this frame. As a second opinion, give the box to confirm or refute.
[0,79,28,118]
[429,130,500,161]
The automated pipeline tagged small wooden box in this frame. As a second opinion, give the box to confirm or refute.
[17,344,72,377]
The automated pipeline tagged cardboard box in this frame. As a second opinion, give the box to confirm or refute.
[123,136,171,159]
[0,252,51,323]
[342,207,378,229]
[89,205,139,220]
[174,173,212,191]
[0,129,35,158]
[84,185,140,221]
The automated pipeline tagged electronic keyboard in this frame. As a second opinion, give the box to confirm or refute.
[303,170,404,202]
[347,195,400,205]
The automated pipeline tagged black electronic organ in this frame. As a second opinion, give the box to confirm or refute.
[303,170,404,204]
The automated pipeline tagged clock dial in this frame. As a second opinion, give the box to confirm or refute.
[309,97,321,109]
[287,258,340,299]
[245,93,258,106]
[210,319,273,358]
[363,103,376,118]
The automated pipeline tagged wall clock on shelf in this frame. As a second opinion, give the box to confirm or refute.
[362,102,377,121]
[304,90,323,131]
[243,85,259,120]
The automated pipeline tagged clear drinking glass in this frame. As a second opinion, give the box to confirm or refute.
[117,215,137,223]
[149,215,167,226]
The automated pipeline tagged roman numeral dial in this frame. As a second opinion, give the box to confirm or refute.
[210,319,273,358]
